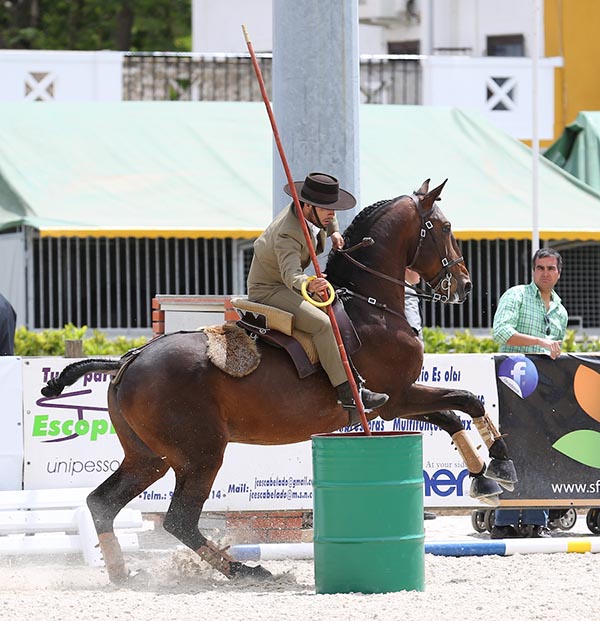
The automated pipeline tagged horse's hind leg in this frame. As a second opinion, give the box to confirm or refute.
[87,389,170,584]
[89,455,169,583]
[162,438,271,580]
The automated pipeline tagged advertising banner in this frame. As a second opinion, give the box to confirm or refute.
[23,358,313,511]
[344,353,499,509]
[495,353,600,507]
[23,354,499,511]
[23,358,123,489]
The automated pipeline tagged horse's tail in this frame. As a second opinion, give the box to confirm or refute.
[41,358,122,397]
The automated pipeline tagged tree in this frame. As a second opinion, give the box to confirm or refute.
[0,0,191,51]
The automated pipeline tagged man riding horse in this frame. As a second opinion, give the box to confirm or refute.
[246,172,389,423]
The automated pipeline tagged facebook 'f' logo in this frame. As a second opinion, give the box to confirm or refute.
[511,361,527,384]
[498,356,539,399]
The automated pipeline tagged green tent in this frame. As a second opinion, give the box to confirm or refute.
[544,111,600,193]
[0,102,599,240]
[0,101,272,238]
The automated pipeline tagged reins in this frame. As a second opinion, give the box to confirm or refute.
[335,287,408,319]
[337,238,437,302]
[334,193,465,313]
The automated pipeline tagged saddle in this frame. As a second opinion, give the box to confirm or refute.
[230,296,361,379]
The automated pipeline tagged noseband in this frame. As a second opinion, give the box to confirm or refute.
[336,194,464,305]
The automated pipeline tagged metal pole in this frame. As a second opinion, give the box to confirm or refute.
[272,0,359,233]
[243,25,370,436]
[531,0,541,254]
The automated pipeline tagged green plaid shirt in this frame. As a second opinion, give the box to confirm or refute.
[492,281,568,354]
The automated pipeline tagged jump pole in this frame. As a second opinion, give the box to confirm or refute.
[242,24,370,436]
[229,537,600,561]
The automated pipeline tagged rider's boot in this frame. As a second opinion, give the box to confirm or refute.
[336,381,389,424]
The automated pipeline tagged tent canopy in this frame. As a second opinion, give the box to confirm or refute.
[0,102,598,240]
[544,111,600,193]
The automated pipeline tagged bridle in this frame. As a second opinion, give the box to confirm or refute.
[334,193,465,312]
[408,192,465,297]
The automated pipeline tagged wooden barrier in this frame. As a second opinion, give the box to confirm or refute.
[0,488,147,565]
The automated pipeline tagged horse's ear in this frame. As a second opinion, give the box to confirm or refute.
[416,179,430,195]
[422,179,447,210]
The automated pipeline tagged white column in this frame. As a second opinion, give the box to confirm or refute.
[272,0,360,232]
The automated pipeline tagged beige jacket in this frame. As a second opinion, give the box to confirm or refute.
[247,203,339,295]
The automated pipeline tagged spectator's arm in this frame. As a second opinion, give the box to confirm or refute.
[492,289,521,345]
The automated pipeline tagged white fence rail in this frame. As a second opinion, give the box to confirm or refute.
[0,487,145,565]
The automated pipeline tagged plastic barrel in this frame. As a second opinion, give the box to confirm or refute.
[312,431,424,594]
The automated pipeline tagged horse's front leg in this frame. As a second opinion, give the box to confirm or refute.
[387,383,518,497]
[471,411,518,492]
[405,410,502,505]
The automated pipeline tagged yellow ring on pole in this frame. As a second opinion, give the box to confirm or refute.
[301,276,335,308]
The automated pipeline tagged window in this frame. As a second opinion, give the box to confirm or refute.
[388,40,420,55]
[487,34,525,57]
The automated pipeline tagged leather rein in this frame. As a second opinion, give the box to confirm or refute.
[334,193,465,316]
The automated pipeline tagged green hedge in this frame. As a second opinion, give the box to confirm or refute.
[422,327,600,353]
[14,324,149,357]
[12,324,600,356]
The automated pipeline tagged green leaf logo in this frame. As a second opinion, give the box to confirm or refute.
[553,365,600,468]
[553,430,600,469]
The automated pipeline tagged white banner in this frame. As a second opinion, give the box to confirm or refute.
[22,355,499,511]
[0,357,24,490]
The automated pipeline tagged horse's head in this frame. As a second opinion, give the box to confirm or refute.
[407,179,472,304]
[326,178,472,305]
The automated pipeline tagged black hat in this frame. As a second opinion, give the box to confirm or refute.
[284,172,356,211]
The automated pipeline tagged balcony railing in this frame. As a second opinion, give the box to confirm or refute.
[123,52,422,105]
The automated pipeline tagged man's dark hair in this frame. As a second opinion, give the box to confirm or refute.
[532,248,563,274]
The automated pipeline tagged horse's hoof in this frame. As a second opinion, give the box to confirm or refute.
[485,458,518,489]
[477,494,501,507]
[470,474,502,503]
[111,569,151,591]
[230,561,273,580]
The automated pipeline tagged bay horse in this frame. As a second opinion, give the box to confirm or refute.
[41,179,516,584]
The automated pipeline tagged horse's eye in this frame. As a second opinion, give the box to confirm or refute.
[443,223,451,234]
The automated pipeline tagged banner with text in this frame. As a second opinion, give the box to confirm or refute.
[22,354,499,511]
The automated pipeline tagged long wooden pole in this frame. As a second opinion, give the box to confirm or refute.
[242,25,370,436]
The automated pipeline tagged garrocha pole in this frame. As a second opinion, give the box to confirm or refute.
[242,25,370,436]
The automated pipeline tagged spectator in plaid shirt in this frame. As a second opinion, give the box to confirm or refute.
[490,247,568,539]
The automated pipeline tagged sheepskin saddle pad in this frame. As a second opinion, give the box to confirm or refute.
[201,323,261,377]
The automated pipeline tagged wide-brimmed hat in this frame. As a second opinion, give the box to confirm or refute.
[284,172,356,211]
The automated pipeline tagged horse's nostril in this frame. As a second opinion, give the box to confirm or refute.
[464,281,472,294]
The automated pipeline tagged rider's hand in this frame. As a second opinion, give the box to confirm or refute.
[330,232,344,250]
[307,277,332,301]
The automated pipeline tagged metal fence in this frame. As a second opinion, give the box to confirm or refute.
[30,234,238,332]
[123,52,422,104]
[28,234,600,332]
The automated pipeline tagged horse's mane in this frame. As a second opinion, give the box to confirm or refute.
[326,196,405,281]
[341,198,395,246]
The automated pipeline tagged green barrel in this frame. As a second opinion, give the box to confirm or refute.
[312,432,424,594]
